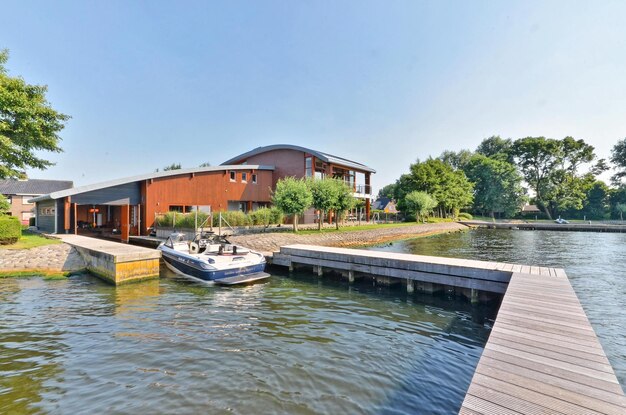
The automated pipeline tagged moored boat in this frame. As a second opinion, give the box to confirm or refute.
[158,232,270,285]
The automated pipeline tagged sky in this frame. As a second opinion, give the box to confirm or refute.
[2,0,625,193]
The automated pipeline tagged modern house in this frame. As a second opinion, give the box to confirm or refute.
[0,179,73,224]
[31,144,375,241]
[30,165,274,241]
[222,144,375,222]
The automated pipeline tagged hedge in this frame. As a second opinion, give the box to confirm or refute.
[0,216,21,245]
[155,209,284,229]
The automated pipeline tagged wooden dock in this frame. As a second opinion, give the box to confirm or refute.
[271,245,626,414]
[56,234,161,285]
[461,272,625,414]
[461,220,626,233]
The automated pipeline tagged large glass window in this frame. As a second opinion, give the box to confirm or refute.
[305,157,312,177]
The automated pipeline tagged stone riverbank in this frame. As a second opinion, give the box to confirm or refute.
[228,222,468,255]
[0,243,86,274]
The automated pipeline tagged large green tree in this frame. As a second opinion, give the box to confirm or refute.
[464,154,526,218]
[404,158,474,217]
[0,50,68,178]
[272,177,312,232]
[610,138,626,185]
[476,136,514,163]
[511,136,596,219]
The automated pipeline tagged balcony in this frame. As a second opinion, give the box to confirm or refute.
[353,184,371,198]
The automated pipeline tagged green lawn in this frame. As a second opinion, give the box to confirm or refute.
[0,231,61,250]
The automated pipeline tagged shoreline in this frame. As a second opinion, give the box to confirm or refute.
[228,222,468,255]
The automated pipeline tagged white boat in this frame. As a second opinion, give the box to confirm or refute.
[158,232,270,285]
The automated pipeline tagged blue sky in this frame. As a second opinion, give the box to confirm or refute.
[2,0,625,192]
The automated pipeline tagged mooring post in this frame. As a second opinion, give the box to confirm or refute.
[316,265,323,276]
[406,279,414,293]
[288,262,294,273]
[471,288,479,304]
[348,270,354,283]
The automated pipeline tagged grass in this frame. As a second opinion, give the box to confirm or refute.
[0,231,61,250]
[0,270,72,280]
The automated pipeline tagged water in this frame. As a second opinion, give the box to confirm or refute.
[370,228,626,391]
[0,269,496,414]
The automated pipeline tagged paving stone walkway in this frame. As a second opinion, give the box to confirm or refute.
[0,243,86,272]
[228,222,468,255]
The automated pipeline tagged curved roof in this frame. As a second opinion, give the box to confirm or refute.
[29,165,274,203]
[221,144,376,173]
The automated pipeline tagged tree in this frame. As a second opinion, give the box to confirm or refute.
[0,194,10,214]
[615,203,626,221]
[272,177,312,232]
[199,162,211,167]
[0,50,69,178]
[163,163,182,171]
[330,179,356,229]
[377,183,397,200]
[406,158,474,217]
[404,191,437,222]
[610,138,626,185]
[438,149,473,170]
[580,181,610,220]
[476,136,514,163]
[511,136,596,219]
[308,178,339,230]
[464,154,526,219]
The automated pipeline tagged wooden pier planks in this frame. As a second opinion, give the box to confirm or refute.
[460,272,626,414]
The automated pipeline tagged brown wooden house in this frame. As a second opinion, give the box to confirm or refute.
[222,144,376,222]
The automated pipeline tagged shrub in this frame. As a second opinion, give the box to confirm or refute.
[269,207,283,225]
[249,207,272,226]
[0,216,21,245]
[458,212,473,220]
[212,211,251,227]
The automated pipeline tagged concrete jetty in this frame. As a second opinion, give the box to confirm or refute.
[56,235,160,285]
[271,245,626,414]
[462,220,626,233]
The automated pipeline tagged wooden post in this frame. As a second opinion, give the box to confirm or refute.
[471,288,479,304]
[365,198,371,223]
[73,203,77,234]
[121,204,130,243]
[64,197,71,233]
[406,279,414,293]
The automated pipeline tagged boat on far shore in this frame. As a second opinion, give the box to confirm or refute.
[158,232,270,285]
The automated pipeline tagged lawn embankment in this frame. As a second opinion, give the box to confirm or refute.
[0,231,61,250]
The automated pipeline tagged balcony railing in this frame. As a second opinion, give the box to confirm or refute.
[353,184,371,196]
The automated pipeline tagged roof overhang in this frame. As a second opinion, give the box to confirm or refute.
[29,165,275,203]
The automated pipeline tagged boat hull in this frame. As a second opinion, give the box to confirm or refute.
[160,249,268,284]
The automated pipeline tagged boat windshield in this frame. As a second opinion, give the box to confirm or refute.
[165,232,187,248]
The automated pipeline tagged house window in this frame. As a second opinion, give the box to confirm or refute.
[305,157,312,177]
[242,172,247,183]
[169,205,184,213]
[252,174,257,184]
[7,196,12,204]
[229,171,236,182]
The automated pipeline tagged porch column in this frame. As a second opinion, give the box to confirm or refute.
[121,204,130,243]
[366,198,371,223]
[64,197,71,233]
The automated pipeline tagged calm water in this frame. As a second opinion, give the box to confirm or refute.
[0,268,496,414]
[370,229,626,391]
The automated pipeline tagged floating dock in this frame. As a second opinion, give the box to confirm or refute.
[56,235,161,285]
[271,245,626,414]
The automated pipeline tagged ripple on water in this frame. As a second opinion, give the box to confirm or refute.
[0,269,495,414]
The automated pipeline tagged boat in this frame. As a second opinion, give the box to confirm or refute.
[158,232,270,285]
